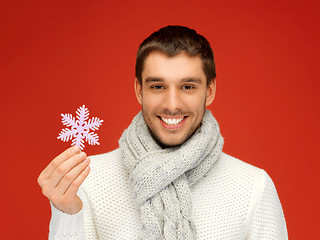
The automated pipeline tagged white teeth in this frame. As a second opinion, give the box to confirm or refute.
[161,117,183,125]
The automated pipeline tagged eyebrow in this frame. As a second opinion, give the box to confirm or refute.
[145,77,164,83]
[144,77,202,84]
[181,78,202,83]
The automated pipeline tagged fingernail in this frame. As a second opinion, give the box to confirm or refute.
[84,157,90,163]
[79,152,86,158]
[73,146,80,153]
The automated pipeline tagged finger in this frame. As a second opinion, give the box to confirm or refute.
[47,151,88,189]
[40,146,81,181]
[38,146,76,188]
[64,164,91,199]
[54,157,90,195]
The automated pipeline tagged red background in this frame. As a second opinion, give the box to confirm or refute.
[1,0,319,239]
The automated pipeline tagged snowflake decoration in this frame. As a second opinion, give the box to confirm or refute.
[57,105,103,150]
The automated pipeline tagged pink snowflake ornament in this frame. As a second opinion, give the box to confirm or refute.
[57,105,103,150]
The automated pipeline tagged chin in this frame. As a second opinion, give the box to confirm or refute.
[156,135,188,148]
[161,141,183,148]
[159,141,183,149]
[157,125,200,148]
[148,131,183,148]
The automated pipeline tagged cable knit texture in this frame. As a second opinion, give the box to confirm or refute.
[118,110,223,239]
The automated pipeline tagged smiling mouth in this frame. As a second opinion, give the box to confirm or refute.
[158,116,187,129]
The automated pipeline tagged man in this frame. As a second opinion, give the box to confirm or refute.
[38,25,288,239]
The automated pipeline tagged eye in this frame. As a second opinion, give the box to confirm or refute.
[182,85,194,90]
[152,85,164,90]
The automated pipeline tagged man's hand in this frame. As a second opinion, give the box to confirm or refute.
[37,146,91,214]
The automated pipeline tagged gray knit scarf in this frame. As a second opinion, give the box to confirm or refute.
[119,110,224,239]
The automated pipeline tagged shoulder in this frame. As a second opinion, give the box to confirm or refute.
[216,152,268,185]
[215,152,273,202]
[211,153,280,220]
[217,152,279,197]
[219,152,264,174]
[193,152,273,218]
[193,152,275,228]
[192,153,286,237]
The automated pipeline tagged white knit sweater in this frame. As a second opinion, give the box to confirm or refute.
[49,149,288,239]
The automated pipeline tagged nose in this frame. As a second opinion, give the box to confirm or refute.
[163,88,182,113]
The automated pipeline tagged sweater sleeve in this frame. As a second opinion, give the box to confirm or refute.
[48,184,98,240]
[246,171,288,240]
[49,202,85,240]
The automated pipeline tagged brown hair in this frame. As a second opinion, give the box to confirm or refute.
[135,25,216,86]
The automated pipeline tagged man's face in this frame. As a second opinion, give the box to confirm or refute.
[135,51,216,147]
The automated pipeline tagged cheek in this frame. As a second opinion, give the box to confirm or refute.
[142,93,162,112]
[142,99,154,111]
[185,94,206,111]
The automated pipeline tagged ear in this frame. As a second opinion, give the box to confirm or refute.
[205,79,216,107]
[134,78,142,105]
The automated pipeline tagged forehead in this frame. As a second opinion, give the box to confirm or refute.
[142,51,206,82]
